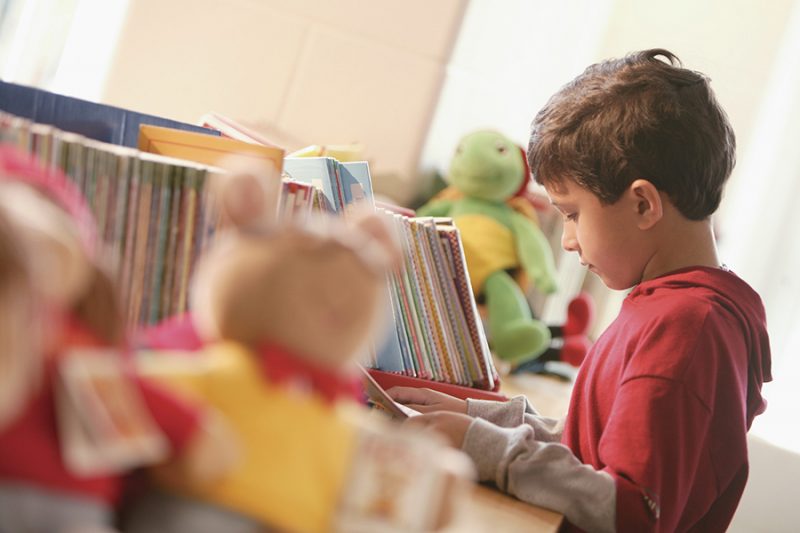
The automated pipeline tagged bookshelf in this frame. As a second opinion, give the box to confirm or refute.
[0,83,504,400]
[0,82,567,531]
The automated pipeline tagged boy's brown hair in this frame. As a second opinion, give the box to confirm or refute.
[528,48,735,220]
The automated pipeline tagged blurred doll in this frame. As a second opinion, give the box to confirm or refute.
[125,159,473,533]
[0,206,41,431]
[0,146,235,533]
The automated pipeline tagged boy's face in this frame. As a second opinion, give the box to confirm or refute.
[546,179,649,290]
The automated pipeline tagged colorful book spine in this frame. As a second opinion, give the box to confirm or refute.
[161,165,183,319]
[433,225,482,385]
[137,161,162,324]
[129,158,155,327]
[420,218,472,385]
[410,220,457,383]
[439,226,498,391]
[386,212,426,378]
[93,149,110,246]
[176,168,201,315]
[148,163,173,324]
[119,157,141,318]
[398,216,439,379]
[109,149,132,272]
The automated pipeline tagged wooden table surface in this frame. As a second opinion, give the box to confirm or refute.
[447,373,574,532]
[501,372,574,419]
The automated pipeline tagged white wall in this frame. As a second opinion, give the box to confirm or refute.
[729,436,797,532]
[100,0,467,202]
[419,0,614,173]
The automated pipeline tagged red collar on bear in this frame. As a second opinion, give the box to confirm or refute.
[255,343,364,405]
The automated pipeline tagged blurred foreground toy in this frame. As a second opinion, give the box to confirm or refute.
[0,146,232,532]
[128,157,473,533]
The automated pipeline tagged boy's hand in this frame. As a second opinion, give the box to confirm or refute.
[387,387,467,414]
[404,412,474,448]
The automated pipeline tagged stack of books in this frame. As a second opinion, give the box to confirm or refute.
[282,156,373,213]
[0,83,503,397]
[0,111,223,328]
[374,214,499,395]
[276,154,502,397]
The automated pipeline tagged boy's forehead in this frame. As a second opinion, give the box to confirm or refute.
[543,179,577,201]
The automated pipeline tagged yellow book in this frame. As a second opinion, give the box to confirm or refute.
[287,143,364,162]
[138,125,284,172]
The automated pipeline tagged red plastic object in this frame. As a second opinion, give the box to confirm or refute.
[367,369,507,402]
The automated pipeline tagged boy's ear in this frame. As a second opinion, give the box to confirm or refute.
[628,179,663,230]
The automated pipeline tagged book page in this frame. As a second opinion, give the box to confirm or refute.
[359,365,419,420]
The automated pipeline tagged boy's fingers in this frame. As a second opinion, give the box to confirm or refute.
[387,386,436,405]
[403,412,438,430]
[404,403,438,414]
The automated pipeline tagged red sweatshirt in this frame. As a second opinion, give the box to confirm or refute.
[462,267,771,532]
[563,266,771,531]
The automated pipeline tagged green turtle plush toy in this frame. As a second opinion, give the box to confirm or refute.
[417,130,559,363]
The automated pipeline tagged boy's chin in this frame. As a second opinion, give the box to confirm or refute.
[594,271,636,291]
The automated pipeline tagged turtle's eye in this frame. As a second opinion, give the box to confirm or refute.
[496,142,508,154]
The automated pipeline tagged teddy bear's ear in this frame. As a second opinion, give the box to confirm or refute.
[211,156,281,230]
[346,205,403,271]
[0,182,92,308]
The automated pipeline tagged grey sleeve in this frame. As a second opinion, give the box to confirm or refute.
[462,418,616,533]
[467,396,565,443]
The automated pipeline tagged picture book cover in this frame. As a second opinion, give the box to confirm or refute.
[339,161,374,207]
[283,157,343,213]
[55,348,169,476]
[138,124,284,172]
[199,112,282,147]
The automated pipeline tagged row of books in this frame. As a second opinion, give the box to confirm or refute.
[218,130,500,392]
[282,157,373,214]
[0,85,501,394]
[258,153,500,392]
[0,111,382,327]
[0,111,223,328]
[160,130,500,392]
[137,122,371,217]
[375,214,498,391]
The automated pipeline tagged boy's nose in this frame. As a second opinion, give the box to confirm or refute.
[561,227,579,253]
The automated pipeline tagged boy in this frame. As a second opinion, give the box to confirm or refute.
[389,49,771,532]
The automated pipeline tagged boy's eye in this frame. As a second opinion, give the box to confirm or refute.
[565,213,578,222]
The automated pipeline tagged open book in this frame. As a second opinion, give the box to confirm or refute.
[359,365,419,420]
